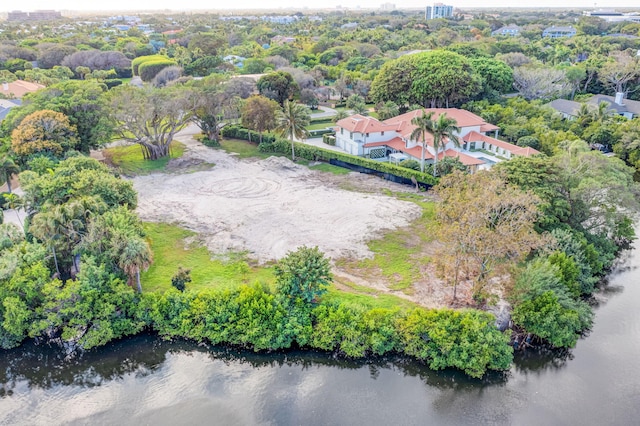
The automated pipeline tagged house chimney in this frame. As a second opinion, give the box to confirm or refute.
[2,82,8,92]
[615,92,624,106]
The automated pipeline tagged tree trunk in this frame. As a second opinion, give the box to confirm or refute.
[73,254,81,275]
[6,175,12,194]
[52,245,61,276]
[433,146,438,177]
[140,142,170,160]
[420,141,426,173]
[136,269,142,293]
[290,138,296,161]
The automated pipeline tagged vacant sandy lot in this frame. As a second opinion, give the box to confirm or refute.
[133,129,421,263]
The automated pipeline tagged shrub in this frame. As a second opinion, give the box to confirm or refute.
[202,137,220,147]
[103,79,123,89]
[171,267,192,292]
[132,54,167,75]
[398,159,420,170]
[308,128,335,138]
[257,137,438,186]
[139,59,178,82]
[323,134,336,145]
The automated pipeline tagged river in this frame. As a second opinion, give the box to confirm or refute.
[1,247,639,425]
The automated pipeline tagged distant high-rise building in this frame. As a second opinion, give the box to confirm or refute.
[425,3,453,20]
[7,11,29,21]
[7,10,62,22]
[380,3,396,10]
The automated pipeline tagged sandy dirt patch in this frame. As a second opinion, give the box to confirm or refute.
[133,132,422,263]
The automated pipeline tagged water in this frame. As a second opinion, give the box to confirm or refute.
[1,249,640,425]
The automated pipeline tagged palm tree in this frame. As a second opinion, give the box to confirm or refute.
[4,193,25,231]
[592,101,612,123]
[30,207,66,276]
[116,237,153,293]
[376,101,400,120]
[0,157,20,194]
[431,114,461,177]
[410,110,436,173]
[332,110,349,123]
[275,100,310,161]
[575,103,593,127]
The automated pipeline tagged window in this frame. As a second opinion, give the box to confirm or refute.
[341,128,344,135]
[366,133,369,137]
[350,132,353,140]
[381,131,385,136]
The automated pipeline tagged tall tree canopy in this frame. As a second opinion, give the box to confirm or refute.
[11,110,78,159]
[3,80,113,153]
[257,71,299,106]
[108,85,193,160]
[435,170,543,301]
[371,50,480,108]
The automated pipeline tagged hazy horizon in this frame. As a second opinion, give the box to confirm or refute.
[2,1,640,13]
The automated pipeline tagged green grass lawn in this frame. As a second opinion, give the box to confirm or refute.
[306,122,334,131]
[141,222,275,293]
[103,141,185,175]
[324,283,419,311]
[218,138,275,159]
[336,196,436,294]
[309,162,351,175]
[218,139,350,176]
[141,221,420,311]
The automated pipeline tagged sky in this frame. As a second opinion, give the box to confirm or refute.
[1,1,639,13]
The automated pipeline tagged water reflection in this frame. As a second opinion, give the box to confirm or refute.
[0,333,513,397]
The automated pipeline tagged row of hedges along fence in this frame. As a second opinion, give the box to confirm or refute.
[220,125,437,187]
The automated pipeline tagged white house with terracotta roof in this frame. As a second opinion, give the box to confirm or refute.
[334,108,539,172]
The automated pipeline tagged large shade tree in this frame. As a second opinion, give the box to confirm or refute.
[241,95,279,143]
[108,85,193,160]
[371,51,480,108]
[11,110,78,159]
[435,170,543,301]
[257,71,299,106]
[2,80,113,153]
[190,76,242,143]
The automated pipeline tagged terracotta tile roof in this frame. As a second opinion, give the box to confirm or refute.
[0,80,45,98]
[438,149,486,166]
[336,114,394,134]
[364,137,432,159]
[381,107,496,141]
[463,131,540,157]
[480,123,500,132]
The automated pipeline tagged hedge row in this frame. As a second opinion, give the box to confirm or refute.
[308,128,335,138]
[139,60,178,82]
[323,134,336,145]
[221,125,276,144]
[310,117,334,125]
[259,139,438,185]
[221,124,437,186]
[139,286,513,378]
[132,54,168,75]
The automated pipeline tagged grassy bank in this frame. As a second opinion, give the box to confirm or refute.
[142,222,421,312]
[103,141,185,175]
[336,194,436,294]
[141,222,275,293]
